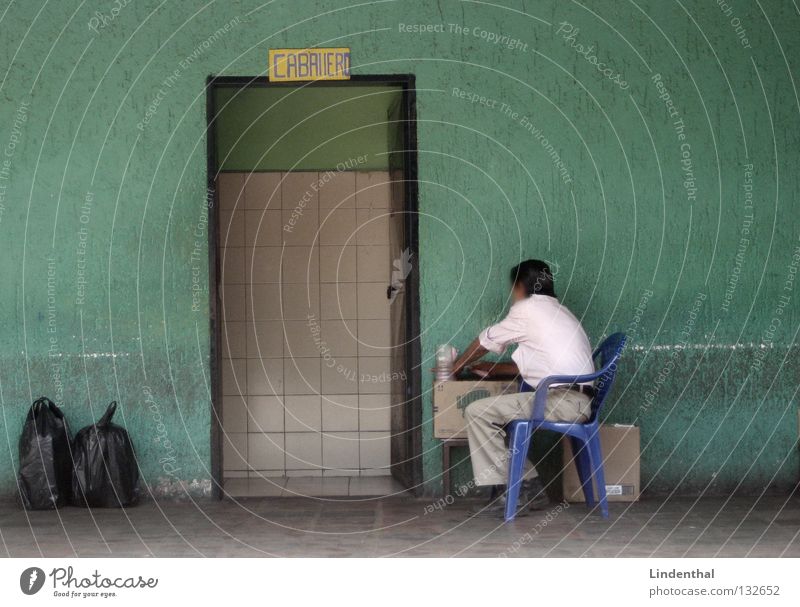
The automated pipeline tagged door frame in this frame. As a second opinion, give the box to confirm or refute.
[206,74,422,498]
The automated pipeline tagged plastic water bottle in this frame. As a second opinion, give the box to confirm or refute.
[435,344,457,382]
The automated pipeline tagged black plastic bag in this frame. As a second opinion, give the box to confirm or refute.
[18,397,73,510]
[71,401,139,508]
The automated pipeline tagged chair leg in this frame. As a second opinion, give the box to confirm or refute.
[587,434,609,518]
[504,424,530,522]
[570,437,595,506]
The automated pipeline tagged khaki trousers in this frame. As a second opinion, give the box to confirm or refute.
[464,388,591,486]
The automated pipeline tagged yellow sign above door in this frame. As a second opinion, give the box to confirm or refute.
[268,48,351,82]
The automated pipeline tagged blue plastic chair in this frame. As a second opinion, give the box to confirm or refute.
[504,333,627,522]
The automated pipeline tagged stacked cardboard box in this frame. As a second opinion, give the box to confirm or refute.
[562,424,640,502]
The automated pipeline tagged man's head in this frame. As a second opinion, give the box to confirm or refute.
[510,259,556,302]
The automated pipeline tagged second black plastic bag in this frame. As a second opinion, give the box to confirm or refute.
[71,401,139,508]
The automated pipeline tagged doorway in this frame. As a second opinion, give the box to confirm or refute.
[206,76,421,497]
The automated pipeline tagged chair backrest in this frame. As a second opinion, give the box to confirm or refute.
[589,332,627,422]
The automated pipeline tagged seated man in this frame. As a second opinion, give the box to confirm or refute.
[451,259,595,517]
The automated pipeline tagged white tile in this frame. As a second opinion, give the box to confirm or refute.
[281,209,318,246]
[225,470,248,479]
[246,284,283,321]
[249,433,285,470]
[246,358,283,395]
[282,476,349,496]
[222,432,248,471]
[356,208,390,245]
[321,356,358,394]
[281,172,319,209]
[217,173,245,211]
[359,431,391,472]
[321,394,359,431]
[221,284,245,321]
[223,478,248,497]
[358,357,392,394]
[319,244,357,282]
[284,358,320,395]
[244,172,281,210]
[247,395,284,432]
[221,359,246,396]
[249,470,287,479]
[222,394,248,433]
[219,209,245,246]
[245,210,282,247]
[245,247,281,283]
[356,245,390,281]
[357,319,392,357]
[221,321,247,359]
[359,395,391,432]
[320,283,357,319]
[321,319,358,356]
[283,320,320,358]
[281,246,319,284]
[280,283,319,319]
[322,432,360,472]
[285,432,322,470]
[246,320,284,358]
[319,207,356,245]
[284,469,323,478]
[356,171,391,209]
[221,247,245,284]
[357,282,390,320]
[284,395,322,431]
[319,170,356,209]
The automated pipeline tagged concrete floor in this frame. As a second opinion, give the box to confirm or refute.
[1,496,798,557]
[223,475,408,497]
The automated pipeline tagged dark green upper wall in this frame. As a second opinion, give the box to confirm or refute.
[214,85,402,171]
[0,0,797,498]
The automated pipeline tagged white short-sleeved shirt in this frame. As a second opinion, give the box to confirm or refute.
[478,294,594,388]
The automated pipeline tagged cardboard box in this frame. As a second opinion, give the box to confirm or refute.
[562,424,640,502]
[433,379,517,439]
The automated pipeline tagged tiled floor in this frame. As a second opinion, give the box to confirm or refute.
[223,475,407,497]
[2,496,798,557]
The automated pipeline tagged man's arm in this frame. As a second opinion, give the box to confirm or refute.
[452,338,488,376]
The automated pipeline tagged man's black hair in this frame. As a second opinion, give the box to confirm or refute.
[509,259,556,297]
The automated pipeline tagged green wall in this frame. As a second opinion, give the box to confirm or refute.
[215,85,402,170]
[0,0,797,499]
